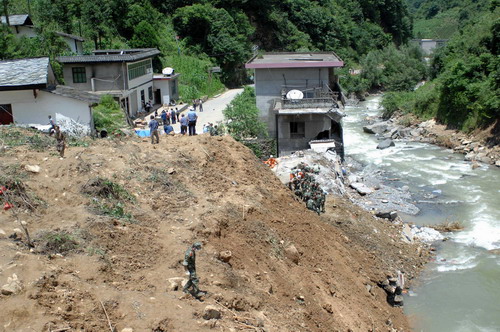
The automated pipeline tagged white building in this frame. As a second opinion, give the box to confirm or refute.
[57,48,166,117]
[245,52,345,156]
[1,14,84,54]
[0,57,99,134]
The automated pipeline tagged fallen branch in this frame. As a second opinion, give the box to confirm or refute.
[99,300,114,332]
[50,328,71,332]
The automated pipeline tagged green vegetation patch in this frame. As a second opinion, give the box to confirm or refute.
[93,96,128,136]
[223,87,268,140]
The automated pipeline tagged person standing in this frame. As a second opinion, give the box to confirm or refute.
[48,115,56,136]
[182,242,206,297]
[179,114,188,135]
[161,110,168,125]
[54,125,66,157]
[170,108,177,124]
[198,99,203,112]
[187,108,198,136]
[175,108,180,122]
[149,115,160,144]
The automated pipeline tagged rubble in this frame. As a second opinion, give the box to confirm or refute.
[1,274,23,295]
[203,305,222,320]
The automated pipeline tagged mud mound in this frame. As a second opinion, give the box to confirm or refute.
[0,130,430,331]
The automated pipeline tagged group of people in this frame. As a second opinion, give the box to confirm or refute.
[202,123,220,136]
[193,98,203,112]
[288,162,326,215]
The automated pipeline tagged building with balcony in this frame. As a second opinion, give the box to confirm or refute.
[57,48,162,117]
[245,52,345,156]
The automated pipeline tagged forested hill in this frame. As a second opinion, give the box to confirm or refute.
[3,0,412,84]
[406,0,492,38]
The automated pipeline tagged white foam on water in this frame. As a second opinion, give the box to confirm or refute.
[435,251,479,272]
[454,218,500,251]
[454,319,500,332]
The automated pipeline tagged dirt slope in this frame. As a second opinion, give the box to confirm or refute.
[0,131,430,331]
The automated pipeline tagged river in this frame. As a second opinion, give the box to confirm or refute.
[342,96,500,332]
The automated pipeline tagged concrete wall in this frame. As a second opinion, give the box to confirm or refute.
[277,113,331,154]
[153,79,179,105]
[0,90,92,128]
[10,25,37,38]
[132,82,153,115]
[62,63,126,92]
[62,38,83,54]
[254,67,330,137]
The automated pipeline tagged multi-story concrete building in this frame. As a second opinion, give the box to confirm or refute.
[245,52,345,156]
[57,48,167,117]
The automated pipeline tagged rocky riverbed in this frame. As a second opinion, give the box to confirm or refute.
[362,113,500,167]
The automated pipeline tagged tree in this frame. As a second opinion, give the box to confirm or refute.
[223,87,267,139]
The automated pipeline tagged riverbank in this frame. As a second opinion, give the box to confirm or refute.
[362,109,500,167]
[344,95,500,331]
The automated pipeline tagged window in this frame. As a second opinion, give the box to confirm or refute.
[148,87,153,101]
[128,59,152,80]
[72,67,86,83]
[290,122,305,138]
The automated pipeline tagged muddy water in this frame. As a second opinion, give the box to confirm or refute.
[343,96,500,332]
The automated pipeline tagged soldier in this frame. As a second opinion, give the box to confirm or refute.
[54,125,66,158]
[319,191,326,213]
[182,242,206,298]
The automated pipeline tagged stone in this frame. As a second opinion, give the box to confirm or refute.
[347,175,359,183]
[363,122,388,135]
[464,152,476,161]
[496,160,500,167]
[203,305,221,320]
[377,139,395,150]
[376,211,398,221]
[350,183,373,195]
[284,244,300,264]
[488,249,500,255]
[393,295,404,304]
[1,274,22,295]
[402,224,413,243]
[218,250,232,263]
[401,185,410,191]
[167,168,175,174]
[167,277,187,291]
[24,165,41,173]
[0,229,6,239]
[121,328,134,332]
[410,129,421,137]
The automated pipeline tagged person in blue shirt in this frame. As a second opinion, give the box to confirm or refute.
[161,110,168,125]
[179,114,188,135]
[149,115,160,144]
[187,108,198,136]
[164,123,174,135]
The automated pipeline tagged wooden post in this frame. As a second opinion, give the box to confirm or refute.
[3,0,10,26]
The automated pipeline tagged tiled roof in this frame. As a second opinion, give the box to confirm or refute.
[45,85,101,104]
[57,48,160,64]
[55,31,84,42]
[0,14,32,26]
[0,57,50,88]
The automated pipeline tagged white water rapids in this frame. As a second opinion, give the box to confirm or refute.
[343,96,500,332]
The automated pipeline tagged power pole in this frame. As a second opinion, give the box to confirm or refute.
[27,0,31,16]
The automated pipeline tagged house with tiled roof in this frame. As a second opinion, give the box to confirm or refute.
[0,57,98,134]
[57,48,172,117]
[1,14,84,54]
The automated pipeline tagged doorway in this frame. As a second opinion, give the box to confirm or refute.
[0,104,13,125]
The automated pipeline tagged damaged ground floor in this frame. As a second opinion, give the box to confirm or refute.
[275,108,345,158]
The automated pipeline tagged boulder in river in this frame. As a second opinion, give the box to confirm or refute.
[377,139,395,150]
[363,122,388,135]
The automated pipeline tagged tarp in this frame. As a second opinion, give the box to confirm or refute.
[135,129,151,137]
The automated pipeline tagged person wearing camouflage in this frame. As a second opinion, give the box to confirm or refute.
[288,162,327,215]
[182,242,205,297]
